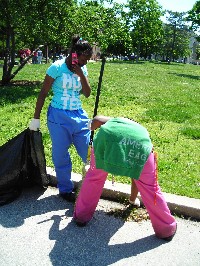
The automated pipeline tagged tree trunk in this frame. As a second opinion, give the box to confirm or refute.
[170,22,177,62]
[1,22,44,86]
[2,26,13,85]
[1,42,42,86]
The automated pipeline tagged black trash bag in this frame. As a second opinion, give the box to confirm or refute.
[0,128,50,206]
[0,130,26,206]
[23,129,49,187]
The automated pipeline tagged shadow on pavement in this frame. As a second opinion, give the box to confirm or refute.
[0,187,166,265]
[0,187,68,228]
[48,211,165,265]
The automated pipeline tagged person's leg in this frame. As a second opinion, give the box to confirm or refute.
[134,152,177,240]
[47,106,74,194]
[73,109,90,164]
[74,148,108,224]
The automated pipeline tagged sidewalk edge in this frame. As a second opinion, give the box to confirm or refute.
[46,167,200,220]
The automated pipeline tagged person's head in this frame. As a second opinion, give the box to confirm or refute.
[70,36,93,67]
[90,115,111,130]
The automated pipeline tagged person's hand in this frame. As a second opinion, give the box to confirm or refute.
[87,119,92,130]
[29,118,40,131]
[72,63,84,77]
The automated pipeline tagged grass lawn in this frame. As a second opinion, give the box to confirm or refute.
[0,60,199,199]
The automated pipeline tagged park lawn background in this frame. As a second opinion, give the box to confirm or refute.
[0,60,199,199]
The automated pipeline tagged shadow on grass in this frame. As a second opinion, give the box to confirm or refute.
[180,126,200,140]
[149,61,187,67]
[170,73,200,80]
[0,80,42,105]
[106,60,145,65]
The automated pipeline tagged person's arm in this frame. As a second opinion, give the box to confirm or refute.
[73,65,91,98]
[129,179,140,207]
[29,74,54,131]
[79,75,91,98]
[33,74,54,119]
[130,179,138,202]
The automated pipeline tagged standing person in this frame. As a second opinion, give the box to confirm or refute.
[32,51,38,64]
[29,36,93,202]
[59,53,64,60]
[19,49,26,64]
[74,115,177,241]
[37,49,43,64]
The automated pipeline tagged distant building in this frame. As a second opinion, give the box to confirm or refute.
[91,43,101,61]
[187,36,200,64]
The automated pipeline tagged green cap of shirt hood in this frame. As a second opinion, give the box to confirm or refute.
[93,118,153,179]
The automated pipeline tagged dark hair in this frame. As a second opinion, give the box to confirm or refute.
[71,35,93,56]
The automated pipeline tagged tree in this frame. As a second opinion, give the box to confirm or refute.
[164,11,192,62]
[73,0,132,55]
[187,0,200,41]
[0,0,133,85]
[0,0,76,85]
[126,0,164,60]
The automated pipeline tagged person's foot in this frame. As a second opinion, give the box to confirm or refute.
[162,224,177,241]
[59,192,76,202]
[74,218,87,227]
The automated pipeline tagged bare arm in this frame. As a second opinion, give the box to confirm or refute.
[33,74,54,119]
[79,75,91,98]
[73,65,91,98]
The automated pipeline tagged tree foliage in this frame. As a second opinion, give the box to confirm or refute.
[0,0,76,85]
[126,0,164,59]
[187,0,200,29]
[0,0,132,84]
[74,0,132,54]
[187,0,200,41]
[0,0,197,85]
[164,11,192,61]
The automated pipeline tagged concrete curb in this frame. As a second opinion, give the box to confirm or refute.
[46,167,200,221]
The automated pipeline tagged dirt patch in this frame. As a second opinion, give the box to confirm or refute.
[106,200,149,222]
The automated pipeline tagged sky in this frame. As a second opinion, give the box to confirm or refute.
[157,0,197,12]
[113,0,197,23]
[157,0,197,22]
[115,0,197,12]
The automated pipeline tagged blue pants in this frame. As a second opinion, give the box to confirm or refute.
[47,105,90,193]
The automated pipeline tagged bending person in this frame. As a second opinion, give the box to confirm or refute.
[74,115,177,241]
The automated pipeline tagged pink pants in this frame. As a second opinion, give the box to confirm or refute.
[74,149,177,239]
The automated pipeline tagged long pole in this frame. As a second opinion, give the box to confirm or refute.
[90,57,106,144]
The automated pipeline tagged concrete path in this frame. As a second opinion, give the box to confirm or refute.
[0,184,200,266]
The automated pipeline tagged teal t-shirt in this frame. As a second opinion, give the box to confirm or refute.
[93,118,153,179]
[47,59,88,110]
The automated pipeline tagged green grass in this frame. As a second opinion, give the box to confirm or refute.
[0,60,200,199]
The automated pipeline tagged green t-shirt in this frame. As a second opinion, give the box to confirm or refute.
[93,118,153,179]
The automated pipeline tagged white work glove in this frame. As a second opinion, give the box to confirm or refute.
[29,118,40,131]
[129,197,140,208]
[87,119,92,130]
